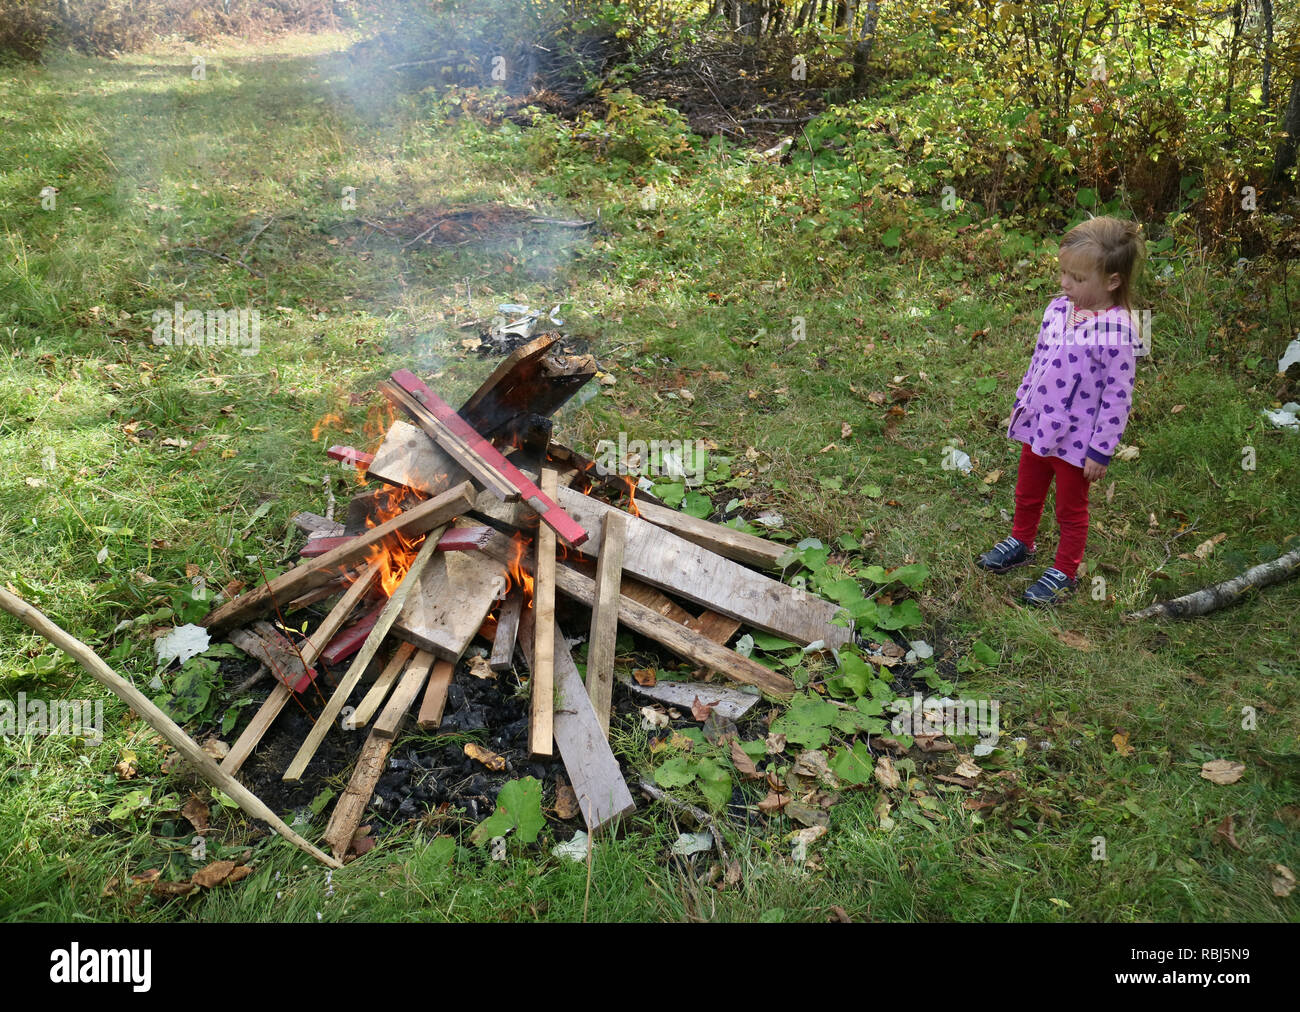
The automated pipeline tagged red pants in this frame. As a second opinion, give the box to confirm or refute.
[1010,443,1089,579]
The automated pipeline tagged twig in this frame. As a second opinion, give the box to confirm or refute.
[0,588,340,869]
[635,775,729,863]
[168,246,265,279]
[1126,542,1300,620]
[229,663,269,697]
[239,216,276,264]
[323,475,336,523]
[797,123,820,201]
[401,220,448,250]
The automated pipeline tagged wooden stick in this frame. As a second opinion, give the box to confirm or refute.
[489,588,524,671]
[530,468,558,758]
[1125,543,1300,620]
[373,649,435,739]
[222,563,381,775]
[0,588,341,869]
[204,482,474,634]
[350,640,417,727]
[283,527,447,782]
[322,730,393,860]
[630,497,787,570]
[416,659,455,729]
[586,511,627,737]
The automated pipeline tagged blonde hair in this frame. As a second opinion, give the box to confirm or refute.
[1059,216,1146,314]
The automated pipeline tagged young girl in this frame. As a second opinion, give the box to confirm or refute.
[977,216,1146,605]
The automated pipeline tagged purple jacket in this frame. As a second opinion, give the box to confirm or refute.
[1007,295,1137,468]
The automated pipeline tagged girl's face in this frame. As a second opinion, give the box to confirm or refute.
[1059,251,1120,311]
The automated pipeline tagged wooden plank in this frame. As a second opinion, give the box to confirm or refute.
[416,659,455,729]
[390,372,590,547]
[373,649,436,739]
[391,537,508,662]
[299,526,494,559]
[685,611,742,646]
[365,420,470,499]
[318,603,383,665]
[322,731,393,860]
[458,334,561,421]
[586,511,627,737]
[381,380,519,501]
[620,577,696,625]
[631,498,787,570]
[292,512,345,537]
[283,527,447,782]
[489,588,524,671]
[204,482,475,635]
[350,640,417,727]
[529,468,558,758]
[518,608,636,832]
[620,674,761,722]
[221,562,380,775]
[480,533,795,696]
[366,430,846,647]
[228,621,315,693]
[327,445,374,468]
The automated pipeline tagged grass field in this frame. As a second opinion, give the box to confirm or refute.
[1,30,1297,923]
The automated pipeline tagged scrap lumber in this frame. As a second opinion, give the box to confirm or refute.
[0,587,341,869]
[518,608,636,832]
[621,578,738,645]
[327,445,374,468]
[227,620,315,693]
[389,372,589,547]
[319,603,383,666]
[488,588,524,671]
[366,420,470,500]
[416,659,456,729]
[684,611,742,646]
[300,526,493,559]
[283,526,447,782]
[204,482,475,635]
[480,533,795,695]
[630,498,787,571]
[620,674,760,722]
[322,731,393,860]
[391,535,508,662]
[292,512,345,538]
[222,562,381,776]
[351,640,417,727]
[366,427,843,646]
[458,333,596,438]
[380,379,519,501]
[529,468,558,758]
[373,649,436,739]
[586,510,628,736]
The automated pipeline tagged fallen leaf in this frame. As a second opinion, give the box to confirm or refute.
[690,695,718,722]
[25,476,45,488]
[730,740,759,778]
[914,733,955,753]
[1200,759,1245,785]
[1171,404,1185,414]
[131,868,162,885]
[829,905,852,923]
[1272,864,1296,898]
[640,706,669,730]
[114,749,138,780]
[181,795,210,835]
[874,736,909,755]
[633,667,657,687]
[954,755,982,779]
[874,756,902,790]
[819,442,837,454]
[468,655,496,680]
[464,743,506,772]
[1056,629,1092,651]
[786,802,830,828]
[1193,533,1227,560]
[841,422,853,439]
[794,750,839,788]
[554,784,580,820]
[201,738,229,760]
[1112,732,1135,757]
[152,879,196,898]
[757,789,791,813]
[983,469,1003,485]
[226,865,253,884]
[1114,444,1140,461]
[1213,815,1242,851]
[192,860,237,888]
[765,732,787,754]
[160,437,191,449]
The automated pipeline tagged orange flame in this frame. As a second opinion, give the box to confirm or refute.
[505,531,535,608]
[625,476,641,517]
[361,486,424,598]
[312,412,345,442]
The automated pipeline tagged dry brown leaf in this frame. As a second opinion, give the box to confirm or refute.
[954,755,982,779]
[914,733,955,753]
[867,391,887,405]
[467,655,496,680]
[464,743,506,772]
[1193,533,1228,560]
[1170,404,1185,414]
[1056,629,1093,651]
[632,667,657,687]
[874,756,902,790]
[131,868,162,885]
[152,880,196,898]
[730,740,759,778]
[1271,864,1296,898]
[757,789,791,813]
[114,749,138,780]
[192,860,237,889]
[818,442,837,454]
[226,865,253,884]
[1213,815,1242,851]
[935,774,979,789]
[181,795,210,835]
[874,736,909,755]
[554,784,580,820]
[690,695,719,722]
[1200,759,1245,785]
[765,732,787,754]
[829,905,852,923]
[201,738,229,760]
[983,469,1003,485]
[1112,732,1135,757]
[841,422,853,439]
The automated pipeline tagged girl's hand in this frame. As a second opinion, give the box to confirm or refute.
[1082,458,1107,483]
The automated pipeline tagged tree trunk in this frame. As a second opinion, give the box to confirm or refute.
[1267,76,1300,202]
[1261,0,1274,110]
[852,0,879,94]
[1125,543,1300,620]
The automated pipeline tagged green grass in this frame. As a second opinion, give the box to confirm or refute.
[1,29,1297,922]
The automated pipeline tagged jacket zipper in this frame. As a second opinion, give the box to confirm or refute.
[1063,375,1082,411]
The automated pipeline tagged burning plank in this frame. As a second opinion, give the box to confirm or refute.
[203,482,476,635]
[488,588,524,672]
[390,539,508,663]
[458,333,597,439]
[518,607,635,832]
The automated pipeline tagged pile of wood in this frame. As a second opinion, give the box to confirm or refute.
[203,334,854,860]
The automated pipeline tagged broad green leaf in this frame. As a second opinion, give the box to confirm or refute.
[694,757,732,810]
[469,777,544,845]
[830,741,874,785]
[654,756,697,789]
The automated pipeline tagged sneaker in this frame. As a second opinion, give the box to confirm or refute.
[1024,567,1078,605]
[976,536,1036,573]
